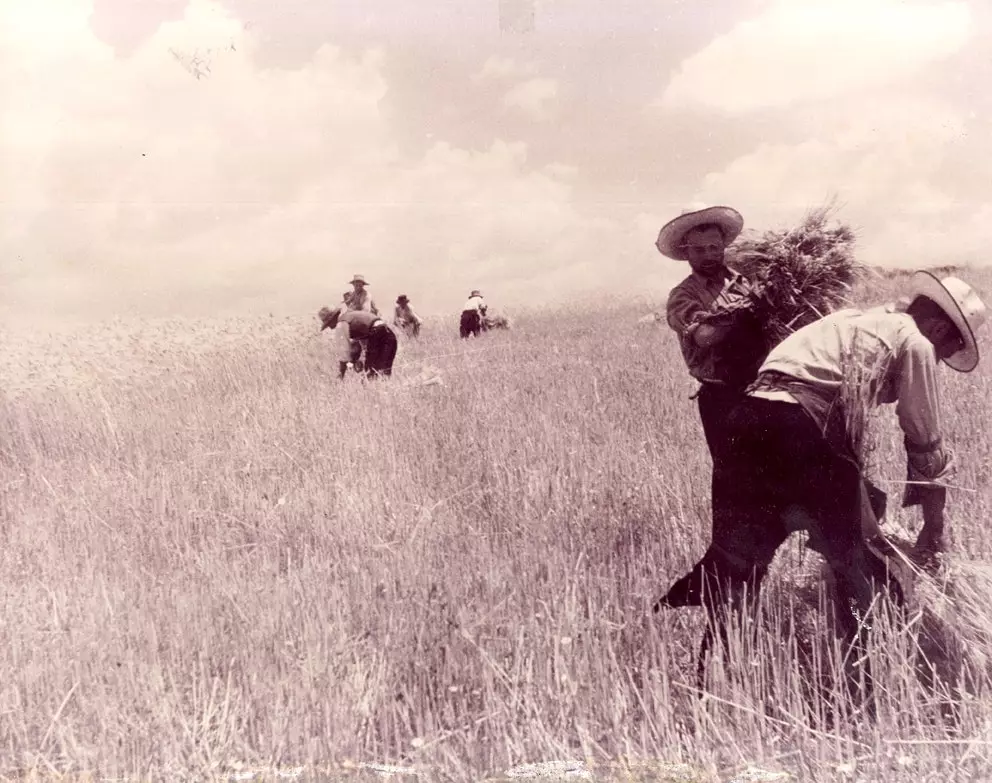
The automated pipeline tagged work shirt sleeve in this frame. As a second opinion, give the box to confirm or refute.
[894,333,953,483]
[666,285,706,336]
[336,322,354,363]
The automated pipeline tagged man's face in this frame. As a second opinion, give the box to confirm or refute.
[923,313,966,362]
[912,297,966,361]
[681,226,727,278]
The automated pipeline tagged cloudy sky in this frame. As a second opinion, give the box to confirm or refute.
[1,0,988,325]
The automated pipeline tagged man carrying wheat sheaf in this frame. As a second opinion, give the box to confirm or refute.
[659,205,770,466]
[347,274,379,316]
[657,271,987,689]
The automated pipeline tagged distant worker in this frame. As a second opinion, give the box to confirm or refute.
[319,306,397,379]
[460,289,488,339]
[347,275,379,315]
[394,295,423,337]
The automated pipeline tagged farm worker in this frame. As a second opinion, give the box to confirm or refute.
[658,205,769,464]
[319,305,398,379]
[394,295,423,337]
[460,290,488,339]
[657,273,987,682]
[347,275,380,316]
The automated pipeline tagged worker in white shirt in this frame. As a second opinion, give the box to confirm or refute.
[319,305,397,379]
[347,275,379,315]
[656,272,987,691]
[460,290,487,338]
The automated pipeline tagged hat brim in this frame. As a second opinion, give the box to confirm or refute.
[910,270,979,372]
[349,279,367,285]
[655,206,744,260]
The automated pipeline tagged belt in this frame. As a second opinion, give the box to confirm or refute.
[749,388,798,404]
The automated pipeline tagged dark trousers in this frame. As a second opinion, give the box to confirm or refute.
[658,397,898,690]
[460,310,482,338]
[696,382,746,464]
[365,324,397,378]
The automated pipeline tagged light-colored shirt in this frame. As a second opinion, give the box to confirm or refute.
[755,305,952,481]
[394,303,422,325]
[348,288,379,315]
[332,310,383,362]
[463,296,487,313]
[666,266,761,385]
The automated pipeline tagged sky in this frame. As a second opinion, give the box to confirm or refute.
[1,0,990,325]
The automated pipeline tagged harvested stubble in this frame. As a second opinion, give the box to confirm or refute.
[724,205,869,348]
[751,528,992,719]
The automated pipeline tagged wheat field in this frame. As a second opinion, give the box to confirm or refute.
[3,269,992,782]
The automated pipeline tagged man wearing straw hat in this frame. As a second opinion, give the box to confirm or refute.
[658,206,769,464]
[460,290,488,339]
[347,275,379,316]
[319,304,397,379]
[657,272,987,685]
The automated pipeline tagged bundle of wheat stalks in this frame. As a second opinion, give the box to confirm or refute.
[726,204,869,348]
[900,551,992,693]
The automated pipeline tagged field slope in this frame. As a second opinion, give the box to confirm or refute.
[2,271,992,782]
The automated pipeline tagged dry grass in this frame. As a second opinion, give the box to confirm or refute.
[2,274,992,782]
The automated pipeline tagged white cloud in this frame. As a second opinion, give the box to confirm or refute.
[695,95,982,268]
[660,0,971,112]
[471,55,536,82]
[502,77,558,119]
[0,0,653,325]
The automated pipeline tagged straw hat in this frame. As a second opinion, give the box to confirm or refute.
[655,205,744,261]
[909,271,987,372]
[470,290,482,298]
[350,274,368,286]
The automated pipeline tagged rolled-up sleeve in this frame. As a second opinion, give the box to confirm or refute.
[666,284,704,336]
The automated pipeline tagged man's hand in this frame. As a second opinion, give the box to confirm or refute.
[687,319,732,348]
[910,485,947,572]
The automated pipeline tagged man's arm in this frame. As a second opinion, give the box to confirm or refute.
[666,284,736,348]
[894,334,955,560]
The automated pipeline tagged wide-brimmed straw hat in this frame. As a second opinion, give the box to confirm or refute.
[655,205,744,261]
[349,274,368,286]
[909,272,987,372]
